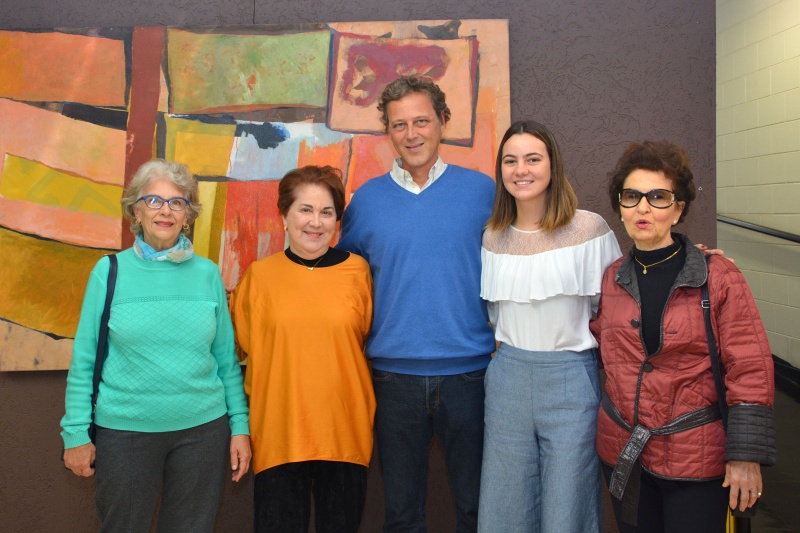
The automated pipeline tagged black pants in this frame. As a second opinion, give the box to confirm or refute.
[254,460,367,533]
[602,463,729,533]
[95,416,230,533]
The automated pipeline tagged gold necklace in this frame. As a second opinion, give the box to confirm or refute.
[296,254,326,271]
[634,245,682,274]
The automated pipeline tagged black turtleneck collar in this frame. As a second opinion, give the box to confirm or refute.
[284,246,349,269]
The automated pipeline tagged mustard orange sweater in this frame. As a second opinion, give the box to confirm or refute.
[231,251,375,474]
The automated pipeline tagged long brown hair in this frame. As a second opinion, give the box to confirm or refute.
[486,120,577,232]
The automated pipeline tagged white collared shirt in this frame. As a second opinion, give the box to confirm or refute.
[389,157,448,194]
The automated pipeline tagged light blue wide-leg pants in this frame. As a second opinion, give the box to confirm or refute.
[478,344,603,533]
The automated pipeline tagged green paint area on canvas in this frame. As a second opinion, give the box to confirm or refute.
[167,29,331,113]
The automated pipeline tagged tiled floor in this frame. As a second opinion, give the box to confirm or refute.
[751,383,800,532]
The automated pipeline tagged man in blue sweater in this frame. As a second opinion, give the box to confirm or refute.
[338,76,496,532]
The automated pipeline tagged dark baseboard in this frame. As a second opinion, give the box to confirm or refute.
[774,355,800,402]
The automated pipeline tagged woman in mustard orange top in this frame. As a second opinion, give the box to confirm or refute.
[231,165,375,533]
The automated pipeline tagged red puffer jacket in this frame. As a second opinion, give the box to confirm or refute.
[591,235,776,480]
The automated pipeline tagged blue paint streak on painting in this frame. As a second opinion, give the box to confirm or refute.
[234,122,289,149]
[229,122,352,181]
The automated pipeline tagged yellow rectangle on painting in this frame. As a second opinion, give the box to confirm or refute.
[194,181,218,259]
[163,115,237,177]
[174,131,234,176]
[0,155,122,217]
[0,31,126,106]
[0,226,109,339]
[193,181,226,264]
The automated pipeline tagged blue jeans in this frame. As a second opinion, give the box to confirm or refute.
[478,344,603,533]
[371,368,486,533]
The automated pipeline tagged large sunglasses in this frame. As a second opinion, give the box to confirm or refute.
[618,188,676,209]
[137,194,190,211]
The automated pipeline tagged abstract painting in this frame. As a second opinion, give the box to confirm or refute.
[0,20,510,370]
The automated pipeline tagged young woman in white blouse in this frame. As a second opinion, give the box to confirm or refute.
[477,120,622,532]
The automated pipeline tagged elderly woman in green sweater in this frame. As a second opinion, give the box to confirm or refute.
[61,159,250,532]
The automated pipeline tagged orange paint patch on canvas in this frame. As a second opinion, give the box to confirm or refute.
[440,112,497,179]
[296,138,352,177]
[0,31,126,106]
[0,98,126,185]
[0,226,110,339]
[0,197,122,249]
[345,135,397,198]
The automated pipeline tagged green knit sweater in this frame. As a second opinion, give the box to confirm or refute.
[61,249,249,449]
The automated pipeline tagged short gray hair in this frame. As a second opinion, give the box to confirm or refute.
[121,159,202,236]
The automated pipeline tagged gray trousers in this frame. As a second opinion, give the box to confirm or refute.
[94,415,230,533]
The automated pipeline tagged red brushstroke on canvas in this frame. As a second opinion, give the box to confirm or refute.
[124,26,166,247]
[339,42,449,107]
[221,180,282,291]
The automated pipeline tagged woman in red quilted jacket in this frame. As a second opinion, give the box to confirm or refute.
[591,141,776,533]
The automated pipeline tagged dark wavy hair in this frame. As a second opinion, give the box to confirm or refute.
[607,141,696,223]
[377,75,451,130]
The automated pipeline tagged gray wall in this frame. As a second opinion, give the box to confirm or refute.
[0,0,715,531]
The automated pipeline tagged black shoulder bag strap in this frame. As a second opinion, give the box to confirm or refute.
[701,255,728,430]
[89,254,118,443]
[703,256,756,529]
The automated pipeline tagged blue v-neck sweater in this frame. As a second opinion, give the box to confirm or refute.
[338,164,496,375]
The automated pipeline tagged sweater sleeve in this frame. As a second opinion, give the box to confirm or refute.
[210,269,250,436]
[360,260,374,341]
[60,256,110,449]
[337,194,362,256]
[709,257,777,465]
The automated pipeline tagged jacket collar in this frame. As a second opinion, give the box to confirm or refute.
[615,233,708,293]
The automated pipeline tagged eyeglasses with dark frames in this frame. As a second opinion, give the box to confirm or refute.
[618,188,676,209]
[137,195,190,211]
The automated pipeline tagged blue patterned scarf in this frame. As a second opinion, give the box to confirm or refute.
[133,233,194,263]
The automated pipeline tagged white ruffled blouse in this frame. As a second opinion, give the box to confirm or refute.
[481,210,622,352]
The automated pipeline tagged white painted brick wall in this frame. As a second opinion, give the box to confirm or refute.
[717,0,800,366]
